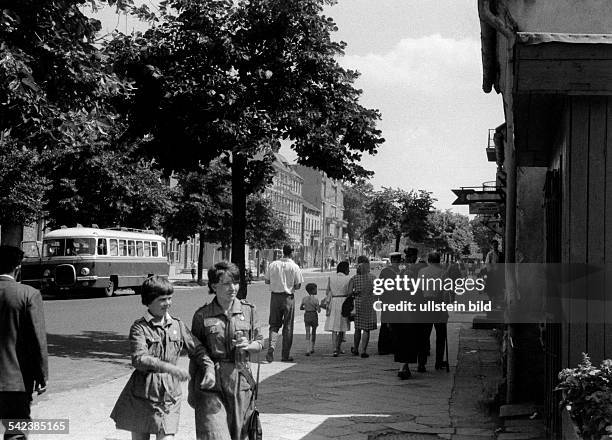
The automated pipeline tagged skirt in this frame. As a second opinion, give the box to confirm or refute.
[110,372,181,435]
[354,296,377,331]
[324,297,350,332]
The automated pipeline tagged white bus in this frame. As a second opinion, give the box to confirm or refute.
[21,227,169,297]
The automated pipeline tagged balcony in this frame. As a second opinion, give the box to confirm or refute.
[486,129,496,162]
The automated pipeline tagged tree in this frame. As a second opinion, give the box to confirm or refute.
[163,159,289,282]
[343,181,374,248]
[108,0,384,297]
[362,188,435,254]
[470,217,499,256]
[0,1,149,244]
[425,210,473,257]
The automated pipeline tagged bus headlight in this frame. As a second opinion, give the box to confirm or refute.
[80,267,90,276]
[43,269,51,277]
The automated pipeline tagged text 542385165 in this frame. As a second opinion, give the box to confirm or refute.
[2,419,69,435]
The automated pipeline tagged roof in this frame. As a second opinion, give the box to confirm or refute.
[302,199,321,213]
[44,227,165,241]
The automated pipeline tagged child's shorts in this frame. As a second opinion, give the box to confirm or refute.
[304,311,318,328]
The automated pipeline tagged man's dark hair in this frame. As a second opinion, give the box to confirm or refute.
[389,253,402,263]
[305,283,318,294]
[207,261,240,294]
[0,245,24,275]
[404,247,418,264]
[282,244,293,256]
[141,276,174,305]
[427,252,441,264]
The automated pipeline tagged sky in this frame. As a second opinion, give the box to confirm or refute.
[95,0,503,214]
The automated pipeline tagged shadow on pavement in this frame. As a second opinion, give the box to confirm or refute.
[47,331,130,365]
[255,331,458,440]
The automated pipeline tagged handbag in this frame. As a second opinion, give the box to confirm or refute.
[248,308,263,440]
[341,294,355,318]
[247,364,262,440]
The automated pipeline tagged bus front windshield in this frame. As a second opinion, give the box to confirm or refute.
[43,238,96,257]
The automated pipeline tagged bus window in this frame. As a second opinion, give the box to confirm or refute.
[119,240,127,257]
[144,241,151,257]
[43,239,65,257]
[66,238,95,256]
[151,242,159,257]
[136,241,144,257]
[110,239,118,256]
[161,242,167,258]
[128,240,136,257]
[97,238,108,255]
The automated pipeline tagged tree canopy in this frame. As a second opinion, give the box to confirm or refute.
[107,0,384,295]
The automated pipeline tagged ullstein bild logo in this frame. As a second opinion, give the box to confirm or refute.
[375,263,612,324]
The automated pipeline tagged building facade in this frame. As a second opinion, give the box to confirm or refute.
[294,165,347,266]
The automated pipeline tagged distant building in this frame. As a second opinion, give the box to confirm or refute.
[294,165,347,265]
[301,200,321,267]
[263,153,304,246]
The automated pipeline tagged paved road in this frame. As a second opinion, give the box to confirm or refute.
[41,270,343,393]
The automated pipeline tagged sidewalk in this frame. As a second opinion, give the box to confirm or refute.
[20,312,509,440]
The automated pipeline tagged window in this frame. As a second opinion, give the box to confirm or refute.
[136,241,144,257]
[97,238,107,255]
[151,242,159,257]
[110,239,118,256]
[119,240,127,256]
[66,238,95,256]
[128,240,136,256]
[43,239,65,257]
[144,241,151,257]
[161,242,167,257]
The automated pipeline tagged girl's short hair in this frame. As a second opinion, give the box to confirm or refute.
[141,276,174,305]
[305,283,318,294]
[336,261,350,274]
[207,261,240,294]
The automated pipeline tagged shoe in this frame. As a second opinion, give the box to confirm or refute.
[398,370,412,380]
[305,352,310,356]
[332,351,339,357]
[435,361,449,370]
[281,357,294,362]
[265,352,274,363]
[351,347,359,356]
[310,350,315,354]
[360,353,369,358]
[340,349,345,354]
[417,364,426,373]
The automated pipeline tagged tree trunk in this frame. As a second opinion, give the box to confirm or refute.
[198,230,205,285]
[0,223,23,247]
[231,152,248,299]
[395,234,401,252]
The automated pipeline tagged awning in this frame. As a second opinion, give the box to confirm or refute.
[517,32,612,45]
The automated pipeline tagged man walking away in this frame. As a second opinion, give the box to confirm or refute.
[0,245,48,439]
[265,244,304,363]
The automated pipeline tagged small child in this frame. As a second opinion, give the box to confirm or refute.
[300,282,321,356]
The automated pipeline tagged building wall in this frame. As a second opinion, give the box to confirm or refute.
[504,0,612,34]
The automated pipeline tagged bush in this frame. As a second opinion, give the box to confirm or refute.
[556,353,612,439]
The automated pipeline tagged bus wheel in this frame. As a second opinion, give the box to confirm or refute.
[102,279,116,297]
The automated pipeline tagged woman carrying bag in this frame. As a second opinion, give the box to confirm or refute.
[323,261,351,357]
[188,261,264,440]
[346,256,377,358]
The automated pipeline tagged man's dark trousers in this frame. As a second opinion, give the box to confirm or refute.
[269,292,295,360]
[0,392,31,439]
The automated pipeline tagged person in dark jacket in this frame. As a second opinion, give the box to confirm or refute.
[0,245,48,439]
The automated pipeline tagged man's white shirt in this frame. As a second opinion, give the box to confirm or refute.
[264,258,304,294]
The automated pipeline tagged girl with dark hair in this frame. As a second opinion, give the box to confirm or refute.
[323,261,351,356]
[111,276,213,440]
[189,261,264,440]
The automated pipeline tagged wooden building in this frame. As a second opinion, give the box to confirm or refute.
[477,0,612,437]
